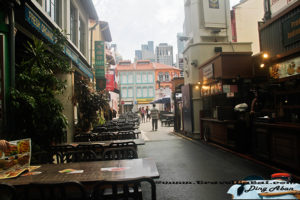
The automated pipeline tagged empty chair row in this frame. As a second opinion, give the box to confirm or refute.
[74,131,138,142]
[31,145,138,164]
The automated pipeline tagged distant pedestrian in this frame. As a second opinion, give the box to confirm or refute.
[150,104,159,131]
[141,107,145,123]
[146,106,151,122]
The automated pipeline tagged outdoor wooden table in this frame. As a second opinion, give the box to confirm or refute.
[56,138,145,148]
[162,114,175,118]
[0,158,159,186]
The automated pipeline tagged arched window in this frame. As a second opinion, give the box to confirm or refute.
[165,72,170,82]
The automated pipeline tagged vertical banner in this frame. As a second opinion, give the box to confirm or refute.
[105,71,115,91]
[95,41,106,90]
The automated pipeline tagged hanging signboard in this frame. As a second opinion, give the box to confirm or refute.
[95,41,106,90]
[105,71,115,92]
[283,13,300,46]
[269,57,300,79]
[203,64,214,83]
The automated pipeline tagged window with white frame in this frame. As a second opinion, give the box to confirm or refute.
[136,87,142,98]
[121,73,127,84]
[142,72,147,83]
[70,2,77,45]
[128,87,133,97]
[142,87,148,97]
[128,73,133,84]
[136,72,141,83]
[45,0,59,24]
[121,87,127,98]
[148,87,154,97]
[165,72,170,82]
[148,72,153,83]
[78,17,85,55]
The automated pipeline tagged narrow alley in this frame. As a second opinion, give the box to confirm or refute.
[138,121,273,199]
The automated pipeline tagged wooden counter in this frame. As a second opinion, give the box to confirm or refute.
[253,122,300,173]
[201,118,237,149]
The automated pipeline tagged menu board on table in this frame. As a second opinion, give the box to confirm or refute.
[0,138,31,179]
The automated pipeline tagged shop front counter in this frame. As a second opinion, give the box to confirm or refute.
[201,118,238,149]
[253,122,300,173]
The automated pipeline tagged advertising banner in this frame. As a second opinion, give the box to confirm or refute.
[105,72,115,92]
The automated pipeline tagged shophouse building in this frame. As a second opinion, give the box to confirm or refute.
[251,0,300,174]
[0,0,98,141]
[116,60,156,113]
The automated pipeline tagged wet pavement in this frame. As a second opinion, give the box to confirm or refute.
[137,120,274,200]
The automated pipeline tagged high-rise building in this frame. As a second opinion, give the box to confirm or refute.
[134,41,155,62]
[135,50,142,61]
[155,43,173,66]
[176,33,185,71]
[148,41,154,53]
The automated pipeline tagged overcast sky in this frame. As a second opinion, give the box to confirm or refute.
[92,0,241,62]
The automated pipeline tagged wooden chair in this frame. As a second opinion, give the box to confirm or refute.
[91,178,156,200]
[50,145,76,163]
[102,147,138,160]
[93,132,117,141]
[25,181,88,200]
[116,131,136,140]
[0,183,16,200]
[109,142,137,150]
[65,150,98,162]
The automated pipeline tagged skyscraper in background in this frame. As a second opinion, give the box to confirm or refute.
[155,43,173,66]
[148,41,154,53]
[134,41,155,62]
[176,33,184,73]
[135,50,142,61]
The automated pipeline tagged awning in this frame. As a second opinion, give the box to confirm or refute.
[151,97,171,104]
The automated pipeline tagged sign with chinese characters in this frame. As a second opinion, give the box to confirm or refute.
[283,13,300,46]
[209,0,219,9]
[269,57,300,79]
[25,5,93,80]
[203,64,214,82]
[95,41,106,90]
[25,6,55,43]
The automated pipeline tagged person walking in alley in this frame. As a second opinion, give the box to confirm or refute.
[141,107,145,123]
[146,106,150,122]
[150,104,159,131]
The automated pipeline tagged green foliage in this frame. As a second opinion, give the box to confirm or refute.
[10,34,71,149]
[75,80,108,132]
